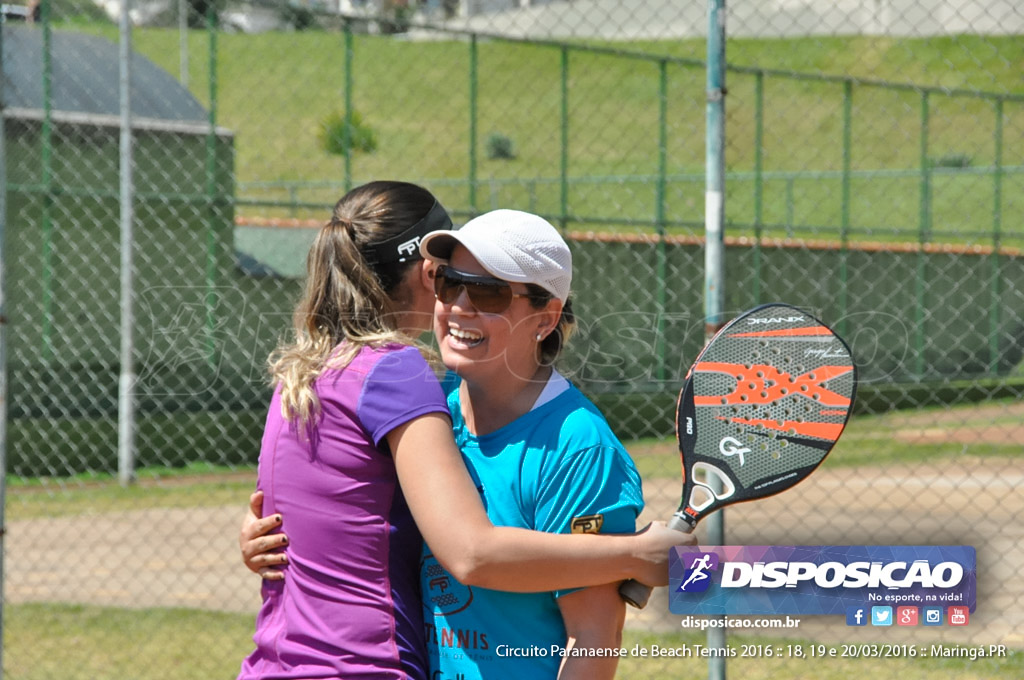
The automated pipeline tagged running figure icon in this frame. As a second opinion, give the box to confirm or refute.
[679,554,715,592]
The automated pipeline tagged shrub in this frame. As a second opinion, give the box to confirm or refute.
[931,152,972,168]
[485,132,516,160]
[319,110,378,156]
[278,5,318,31]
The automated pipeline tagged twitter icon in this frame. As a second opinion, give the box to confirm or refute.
[871,606,893,627]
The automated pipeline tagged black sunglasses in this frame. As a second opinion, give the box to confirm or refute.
[433,265,537,314]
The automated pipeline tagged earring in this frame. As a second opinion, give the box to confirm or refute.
[535,333,544,341]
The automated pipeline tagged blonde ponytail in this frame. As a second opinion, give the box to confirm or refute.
[269,182,442,426]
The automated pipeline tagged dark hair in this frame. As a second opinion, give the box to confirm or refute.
[526,285,576,365]
[330,181,437,294]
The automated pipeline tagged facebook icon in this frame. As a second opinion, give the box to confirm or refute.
[846,606,867,626]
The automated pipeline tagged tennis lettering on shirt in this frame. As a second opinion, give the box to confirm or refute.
[425,623,490,651]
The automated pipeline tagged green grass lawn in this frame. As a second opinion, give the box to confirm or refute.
[4,603,255,680]
[5,602,1019,680]
[50,20,1024,246]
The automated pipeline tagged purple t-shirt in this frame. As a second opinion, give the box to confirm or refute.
[238,344,449,680]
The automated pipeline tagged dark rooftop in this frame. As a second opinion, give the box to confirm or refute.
[2,24,207,121]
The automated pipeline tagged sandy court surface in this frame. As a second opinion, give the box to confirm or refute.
[5,461,1022,648]
[5,505,263,614]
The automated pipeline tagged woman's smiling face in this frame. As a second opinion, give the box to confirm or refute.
[434,245,559,386]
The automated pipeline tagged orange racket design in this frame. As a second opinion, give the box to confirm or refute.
[620,303,857,608]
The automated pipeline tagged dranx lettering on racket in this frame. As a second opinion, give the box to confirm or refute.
[620,303,857,609]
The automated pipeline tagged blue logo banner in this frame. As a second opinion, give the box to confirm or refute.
[668,546,976,616]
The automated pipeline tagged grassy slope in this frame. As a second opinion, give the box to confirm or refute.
[55,22,1024,243]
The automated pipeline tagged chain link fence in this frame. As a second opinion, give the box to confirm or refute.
[1,1,1021,678]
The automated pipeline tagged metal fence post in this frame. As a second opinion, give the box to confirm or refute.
[559,45,569,232]
[469,34,478,215]
[655,58,668,382]
[752,70,764,303]
[41,0,54,362]
[205,4,219,369]
[784,175,794,237]
[705,1,728,677]
[989,98,1004,374]
[0,17,8,680]
[343,20,354,193]
[839,79,852,338]
[117,0,137,486]
[914,90,930,377]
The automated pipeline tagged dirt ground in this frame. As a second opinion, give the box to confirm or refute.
[5,460,1022,649]
[882,401,1024,445]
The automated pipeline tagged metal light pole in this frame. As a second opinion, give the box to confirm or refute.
[0,17,9,680]
[117,0,137,486]
[704,1,728,679]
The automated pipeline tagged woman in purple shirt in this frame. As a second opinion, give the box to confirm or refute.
[236,181,693,680]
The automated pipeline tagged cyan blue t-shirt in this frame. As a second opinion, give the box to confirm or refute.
[421,380,644,680]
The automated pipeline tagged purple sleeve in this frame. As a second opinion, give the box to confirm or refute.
[357,347,450,446]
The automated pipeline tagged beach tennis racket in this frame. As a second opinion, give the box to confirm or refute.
[619,303,857,608]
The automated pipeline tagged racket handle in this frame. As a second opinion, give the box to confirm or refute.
[618,576,656,610]
[619,513,696,609]
[667,513,696,533]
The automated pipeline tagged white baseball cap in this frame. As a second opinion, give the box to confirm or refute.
[419,209,572,302]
